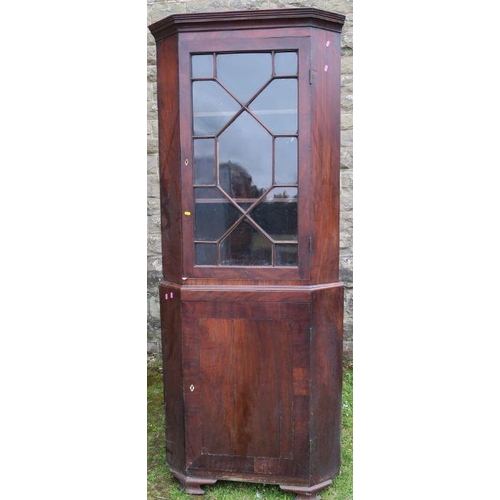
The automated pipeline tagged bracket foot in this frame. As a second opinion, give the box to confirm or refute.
[170,468,217,495]
[279,479,333,499]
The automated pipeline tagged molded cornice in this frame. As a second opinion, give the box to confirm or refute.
[149,8,346,42]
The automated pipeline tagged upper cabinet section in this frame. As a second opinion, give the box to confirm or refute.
[150,9,345,285]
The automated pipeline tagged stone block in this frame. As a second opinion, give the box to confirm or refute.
[147,174,160,198]
[147,197,161,216]
[340,209,352,250]
[147,270,163,344]
[341,112,353,130]
[147,30,155,47]
[150,117,158,139]
[147,99,158,120]
[147,340,161,354]
[147,153,158,175]
[340,146,353,169]
[148,138,158,154]
[186,0,234,13]
[148,233,163,255]
[342,340,353,359]
[340,169,353,211]
[147,110,158,126]
[340,194,352,215]
[147,65,157,84]
[147,270,163,291]
[149,2,187,24]
[323,0,353,15]
[339,252,353,285]
[341,46,352,58]
[148,212,162,233]
[341,129,353,148]
[344,286,353,314]
[341,89,353,112]
[343,318,353,342]
[341,55,353,75]
[341,73,353,91]
[149,294,161,318]
[148,255,163,272]
[147,45,156,66]
[147,316,161,338]
[342,25,353,50]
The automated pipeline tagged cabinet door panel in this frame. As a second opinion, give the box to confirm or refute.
[179,36,312,281]
[183,301,310,477]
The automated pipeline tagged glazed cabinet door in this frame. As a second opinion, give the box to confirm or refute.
[178,35,312,281]
[182,300,311,481]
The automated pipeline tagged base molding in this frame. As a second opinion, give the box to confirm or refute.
[170,467,333,498]
[279,479,333,499]
[170,468,217,495]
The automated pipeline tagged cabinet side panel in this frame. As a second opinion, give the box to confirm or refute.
[310,286,344,483]
[309,30,341,283]
[156,37,183,283]
[159,282,186,471]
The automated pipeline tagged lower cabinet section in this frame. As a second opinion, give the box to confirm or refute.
[159,282,344,496]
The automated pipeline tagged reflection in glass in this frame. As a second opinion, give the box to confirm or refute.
[190,51,303,269]
[192,54,213,79]
[275,137,298,184]
[194,139,215,185]
[194,187,242,241]
[194,186,224,200]
[218,112,272,203]
[217,53,272,104]
[192,81,241,136]
[195,243,218,265]
[275,52,297,75]
[249,79,297,134]
[220,219,272,266]
[276,244,298,266]
[249,187,298,242]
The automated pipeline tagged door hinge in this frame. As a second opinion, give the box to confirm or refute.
[309,237,313,252]
[309,69,316,85]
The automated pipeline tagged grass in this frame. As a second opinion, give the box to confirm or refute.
[148,357,353,500]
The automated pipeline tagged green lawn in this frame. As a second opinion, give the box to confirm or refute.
[147,358,353,500]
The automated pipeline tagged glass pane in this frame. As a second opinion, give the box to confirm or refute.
[220,219,272,266]
[249,187,298,242]
[192,54,213,78]
[218,111,272,204]
[194,187,242,241]
[275,137,298,184]
[194,139,215,185]
[249,79,297,134]
[217,53,272,104]
[195,243,218,265]
[192,81,241,136]
[195,186,224,199]
[275,52,297,75]
[276,244,298,266]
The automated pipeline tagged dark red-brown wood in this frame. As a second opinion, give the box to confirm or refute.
[151,8,345,498]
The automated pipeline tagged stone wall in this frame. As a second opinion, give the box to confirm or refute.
[147,0,353,357]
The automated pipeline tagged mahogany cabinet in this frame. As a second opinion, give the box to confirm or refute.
[149,8,345,499]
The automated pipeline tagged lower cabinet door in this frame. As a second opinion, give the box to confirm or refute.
[182,300,311,482]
